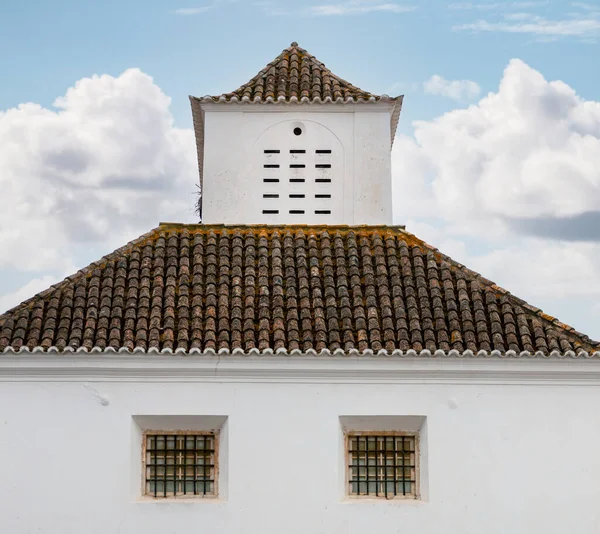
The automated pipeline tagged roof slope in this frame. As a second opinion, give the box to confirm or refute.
[196,41,397,104]
[1,224,598,356]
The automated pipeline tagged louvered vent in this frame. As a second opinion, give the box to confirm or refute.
[261,148,334,220]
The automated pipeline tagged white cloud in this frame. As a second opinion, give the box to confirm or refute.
[0,275,61,314]
[423,74,481,100]
[503,12,536,20]
[468,240,600,298]
[454,16,600,36]
[174,7,212,14]
[449,1,548,10]
[394,59,600,224]
[449,2,501,9]
[0,68,197,272]
[174,0,240,15]
[451,0,600,39]
[308,1,415,16]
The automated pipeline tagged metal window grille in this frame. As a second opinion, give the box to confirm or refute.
[144,433,216,498]
[347,434,417,498]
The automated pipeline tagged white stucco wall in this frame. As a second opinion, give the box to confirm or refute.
[1,355,600,533]
[201,103,394,225]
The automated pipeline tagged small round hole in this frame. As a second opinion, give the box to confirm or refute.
[293,127,302,136]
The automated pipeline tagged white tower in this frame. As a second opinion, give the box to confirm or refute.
[190,42,403,225]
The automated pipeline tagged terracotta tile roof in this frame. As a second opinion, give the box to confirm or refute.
[1,224,598,357]
[195,41,398,104]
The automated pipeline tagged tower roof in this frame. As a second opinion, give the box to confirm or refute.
[195,41,400,105]
[1,224,598,357]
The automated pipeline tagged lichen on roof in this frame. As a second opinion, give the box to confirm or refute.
[196,41,392,104]
[1,224,598,357]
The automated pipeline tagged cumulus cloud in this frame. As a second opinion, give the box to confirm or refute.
[394,59,600,232]
[423,74,481,101]
[0,68,197,273]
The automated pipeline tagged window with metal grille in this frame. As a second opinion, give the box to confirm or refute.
[347,433,418,499]
[144,432,217,498]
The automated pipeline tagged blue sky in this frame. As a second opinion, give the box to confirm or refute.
[2,0,598,132]
[1,0,599,342]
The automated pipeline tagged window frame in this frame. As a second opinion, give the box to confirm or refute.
[344,430,420,500]
[141,429,220,500]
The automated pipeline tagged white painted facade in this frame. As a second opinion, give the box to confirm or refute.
[200,103,395,225]
[2,353,600,533]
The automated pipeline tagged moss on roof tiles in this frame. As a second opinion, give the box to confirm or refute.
[1,224,598,355]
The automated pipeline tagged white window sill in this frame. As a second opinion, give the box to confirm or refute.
[341,497,427,505]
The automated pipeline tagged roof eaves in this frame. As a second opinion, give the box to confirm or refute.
[2,346,600,358]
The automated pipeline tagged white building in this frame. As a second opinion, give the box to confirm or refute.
[1,42,600,534]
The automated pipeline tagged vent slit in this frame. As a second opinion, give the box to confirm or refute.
[262,210,279,214]
[263,178,279,183]
[264,164,280,168]
[315,164,331,169]
[315,210,331,215]
[264,149,280,154]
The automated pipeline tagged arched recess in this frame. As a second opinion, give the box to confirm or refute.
[252,119,345,223]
